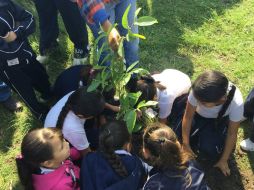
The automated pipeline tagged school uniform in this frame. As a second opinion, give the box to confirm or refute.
[143,161,210,190]
[32,160,80,190]
[152,69,191,122]
[175,84,244,160]
[53,65,85,100]
[80,150,149,190]
[0,0,51,120]
[33,0,88,56]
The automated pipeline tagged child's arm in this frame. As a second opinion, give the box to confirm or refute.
[182,101,196,156]
[214,121,239,176]
[8,0,35,41]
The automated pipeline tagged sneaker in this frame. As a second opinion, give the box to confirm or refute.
[73,47,89,65]
[240,138,254,151]
[36,55,48,64]
[1,96,22,112]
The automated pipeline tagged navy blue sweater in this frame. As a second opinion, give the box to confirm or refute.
[0,0,35,66]
[80,151,149,190]
[144,161,210,190]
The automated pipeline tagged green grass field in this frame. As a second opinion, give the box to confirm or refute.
[0,0,253,189]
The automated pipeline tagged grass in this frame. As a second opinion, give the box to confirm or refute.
[0,0,253,189]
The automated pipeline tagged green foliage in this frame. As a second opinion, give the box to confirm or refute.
[88,4,158,132]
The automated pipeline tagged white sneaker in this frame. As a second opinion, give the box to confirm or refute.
[73,57,88,65]
[36,55,48,64]
[240,138,254,151]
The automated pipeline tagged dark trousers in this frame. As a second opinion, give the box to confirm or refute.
[173,113,229,161]
[0,58,51,120]
[34,0,89,55]
[244,88,254,141]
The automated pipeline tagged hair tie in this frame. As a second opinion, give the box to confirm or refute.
[16,154,23,160]
[158,138,166,145]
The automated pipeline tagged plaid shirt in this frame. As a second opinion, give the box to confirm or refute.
[78,0,113,25]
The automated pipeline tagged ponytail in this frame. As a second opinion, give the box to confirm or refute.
[99,121,130,178]
[217,84,236,124]
[16,157,36,190]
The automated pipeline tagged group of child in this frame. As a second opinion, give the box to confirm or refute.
[0,0,253,189]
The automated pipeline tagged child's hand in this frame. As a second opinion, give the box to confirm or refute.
[214,159,231,176]
[105,103,120,112]
[4,31,17,43]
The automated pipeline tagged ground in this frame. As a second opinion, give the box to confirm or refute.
[0,0,253,189]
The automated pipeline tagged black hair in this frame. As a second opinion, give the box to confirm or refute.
[99,120,130,178]
[16,128,63,190]
[192,70,236,123]
[56,87,105,129]
[127,75,166,103]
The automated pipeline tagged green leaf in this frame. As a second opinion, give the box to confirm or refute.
[137,100,158,109]
[124,109,137,133]
[133,122,143,133]
[129,68,149,75]
[122,4,131,29]
[135,7,142,18]
[132,33,146,39]
[127,92,142,106]
[135,16,158,26]
[126,61,139,72]
[121,73,131,86]
[87,80,101,92]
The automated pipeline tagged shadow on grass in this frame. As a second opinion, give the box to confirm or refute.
[137,0,240,77]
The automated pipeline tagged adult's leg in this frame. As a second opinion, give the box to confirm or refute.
[115,0,139,67]
[55,0,89,61]
[33,0,59,55]
[250,120,254,142]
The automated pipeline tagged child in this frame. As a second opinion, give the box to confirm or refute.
[240,88,254,151]
[44,87,105,156]
[142,123,210,190]
[78,0,138,67]
[53,64,96,100]
[128,69,191,124]
[0,0,52,120]
[80,120,149,190]
[34,0,89,65]
[16,128,80,190]
[181,70,244,176]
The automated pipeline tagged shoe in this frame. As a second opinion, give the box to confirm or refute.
[36,55,48,64]
[240,138,254,151]
[73,47,89,65]
[1,96,22,112]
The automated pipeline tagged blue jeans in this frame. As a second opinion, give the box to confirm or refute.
[0,81,11,102]
[87,0,139,67]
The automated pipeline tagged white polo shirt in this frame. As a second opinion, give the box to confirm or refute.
[188,84,244,122]
[152,69,191,119]
[44,91,89,150]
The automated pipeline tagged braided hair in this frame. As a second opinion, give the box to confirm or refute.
[56,87,105,129]
[99,120,130,178]
[192,70,236,124]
